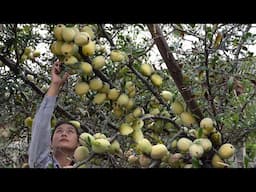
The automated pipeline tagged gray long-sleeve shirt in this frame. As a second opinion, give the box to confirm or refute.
[28,95,61,168]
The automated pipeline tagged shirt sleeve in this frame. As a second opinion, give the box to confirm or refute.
[28,95,57,168]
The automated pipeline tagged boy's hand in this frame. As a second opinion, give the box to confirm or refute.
[51,61,69,87]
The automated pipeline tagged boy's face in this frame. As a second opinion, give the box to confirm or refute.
[52,123,79,151]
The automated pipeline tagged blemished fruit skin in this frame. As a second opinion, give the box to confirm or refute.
[189,144,204,158]
[218,143,235,159]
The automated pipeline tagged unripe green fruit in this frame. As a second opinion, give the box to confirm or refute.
[91,139,111,154]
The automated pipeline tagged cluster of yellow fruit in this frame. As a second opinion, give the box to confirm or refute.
[140,63,163,87]
[124,117,235,168]
[20,47,41,63]
[73,131,122,165]
[50,24,132,108]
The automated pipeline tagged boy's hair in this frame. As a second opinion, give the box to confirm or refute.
[51,120,79,141]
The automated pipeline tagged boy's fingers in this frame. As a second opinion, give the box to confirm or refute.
[62,72,70,83]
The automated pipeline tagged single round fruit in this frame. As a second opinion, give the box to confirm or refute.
[150,144,168,159]
[74,146,89,162]
[200,117,214,132]
[189,144,204,158]
[140,63,153,76]
[150,73,163,87]
[177,137,192,152]
[218,143,235,159]
[74,82,89,96]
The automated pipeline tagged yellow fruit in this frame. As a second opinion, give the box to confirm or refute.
[117,94,129,106]
[132,119,144,130]
[74,146,89,162]
[21,163,29,168]
[133,107,145,118]
[24,117,33,128]
[125,98,134,110]
[109,140,122,154]
[79,132,95,147]
[41,85,49,93]
[171,139,177,149]
[132,129,144,143]
[93,133,107,139]
[137,138,152,155]
[200,117,214,132]
[92,55,105,70]
[189,144,204,158]
[61,42,77,56]
[218,143,235,159]
[91,139,111,154]
[33,50,41,57]
[74,82,89,96]
[211,154,226,168]
[140,63,153,76]
[161,90,173,102]
[51,116,57,128]
[74,32,90,46]
[112,104,123,118]
[177,137,192,152]
[110,50,124,62]
[180,112,196,126]
[119,123,133,135]
[125,81,135,92]
[62,27,76,42]
[125,113,136,123]
[150,73,163,87]
[89,78,103,91]
[24,47,32,55]
[171,101,184,115]
[149,107,160,115]
[53,24,65,41]
[82,41,96,56]
[26,74,34,81]
[69,120,80,129]
[64,56,78,65]
[80,62,93,75]
[139,154,151,167]
[150,144,168,159]
[108,88,120,100]
[81,26,95,40]
[99,83,110,93]
[210,131,222,146]
[193,138,212,152]
[50,41,63,55]
[93,93,106,105]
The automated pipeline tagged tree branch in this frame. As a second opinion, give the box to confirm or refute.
[147,24,203,122]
